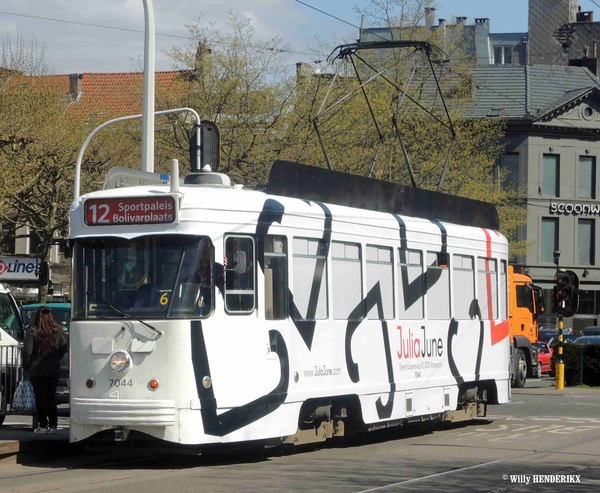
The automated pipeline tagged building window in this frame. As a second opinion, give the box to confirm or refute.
[498,153,520,188]
[541,217,558,263]
[494,46,513,64]
[541,154,560,197]
[578,219,595,265]
[578,156,596,199]
[578,290,595,315]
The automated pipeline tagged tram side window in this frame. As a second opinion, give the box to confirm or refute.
[264,235,288,320]
[292,237,328,320]
[224,235,255,314]
[332,241,363,320]
[426,252,450,320]
[500,260,508,319]
[477,257,498,320]
[398,249,424,320]
[366,245,394,320]
[453,255,475,319]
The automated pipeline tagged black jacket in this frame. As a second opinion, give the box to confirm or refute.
[22,327,68,379]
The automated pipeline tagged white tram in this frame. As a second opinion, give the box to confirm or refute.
[68,159,511,446]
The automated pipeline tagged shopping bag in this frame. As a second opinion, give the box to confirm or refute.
[12,379,36,414]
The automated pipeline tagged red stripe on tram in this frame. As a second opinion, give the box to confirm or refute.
[483,229,509,346]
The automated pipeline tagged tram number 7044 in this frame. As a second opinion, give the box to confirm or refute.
[109,379,133,388]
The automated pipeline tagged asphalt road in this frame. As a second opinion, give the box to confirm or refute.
[1,376,599,493]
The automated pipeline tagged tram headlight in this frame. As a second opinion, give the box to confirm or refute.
[110,350,131,373]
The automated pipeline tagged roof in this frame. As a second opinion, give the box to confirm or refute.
[466,64,600,119]
[3,71,190,118]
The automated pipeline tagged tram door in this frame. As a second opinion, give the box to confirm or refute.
[208,234,288,413]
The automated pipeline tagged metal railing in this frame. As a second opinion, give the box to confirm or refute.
[0,344,25,421]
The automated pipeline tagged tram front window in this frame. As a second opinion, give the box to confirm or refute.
[73,235,214,319]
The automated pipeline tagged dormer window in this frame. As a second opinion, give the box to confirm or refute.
[494,46,513,65]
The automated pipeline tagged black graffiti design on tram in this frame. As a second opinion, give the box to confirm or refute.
[446,318,464,386]
[191,320,289,437]
[344,282,396,418]
[445,290,486,386]
[256,198,332,351]
[256,198,286,273]
[431,220,483,385]
[343,216,453,420]
[288,202,332,350]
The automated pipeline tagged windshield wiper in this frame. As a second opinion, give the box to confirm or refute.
[87,292,163,337]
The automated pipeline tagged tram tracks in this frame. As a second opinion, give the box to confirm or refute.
[2,423,600,493]
[354,431,600,492]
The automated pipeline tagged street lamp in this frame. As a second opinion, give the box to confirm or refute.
[141,0,155,173]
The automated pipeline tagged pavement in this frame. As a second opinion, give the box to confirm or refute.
[1,381,598,465]
[0,409,72,465]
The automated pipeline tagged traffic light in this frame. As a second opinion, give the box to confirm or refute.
[553,270,581,317]
[564,270,581,317]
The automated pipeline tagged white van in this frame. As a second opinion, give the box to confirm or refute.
[0,284,24,424]
[0,284,23,346]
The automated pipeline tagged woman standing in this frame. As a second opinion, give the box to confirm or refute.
[22,306,68,434]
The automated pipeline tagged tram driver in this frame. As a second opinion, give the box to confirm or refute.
[192,252,227,315]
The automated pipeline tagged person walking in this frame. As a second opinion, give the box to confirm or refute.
[22,306,68,434]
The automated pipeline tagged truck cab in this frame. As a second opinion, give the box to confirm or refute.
[508,266,545,387]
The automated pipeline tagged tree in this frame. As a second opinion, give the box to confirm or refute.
[277,0,528,257]
[0,33,136,302]
[158,12,298,186]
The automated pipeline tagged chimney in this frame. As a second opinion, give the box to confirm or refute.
[296,62,312,81]
[195,41,212,70]
[577,11,594,22]
[438,18,446,29]
[456,16,467,25]
[425,7,436,28]
[474,19,491,64]
[69,74,82,99]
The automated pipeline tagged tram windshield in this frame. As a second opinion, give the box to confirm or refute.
[73,235,214,320]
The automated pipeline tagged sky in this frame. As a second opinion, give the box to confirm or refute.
[0,0,599,75]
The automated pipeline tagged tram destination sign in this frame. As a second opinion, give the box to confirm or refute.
[84,196,176,226]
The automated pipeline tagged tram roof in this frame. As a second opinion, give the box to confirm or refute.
[71,162,501,239]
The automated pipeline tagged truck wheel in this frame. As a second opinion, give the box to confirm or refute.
[535,362,542,378]
[514,350,527,388]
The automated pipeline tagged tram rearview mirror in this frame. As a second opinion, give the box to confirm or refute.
[234,251,246,275]
[226,251,246,275]
[189,121,220,173]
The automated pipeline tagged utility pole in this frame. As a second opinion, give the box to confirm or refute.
[553,250,565,390]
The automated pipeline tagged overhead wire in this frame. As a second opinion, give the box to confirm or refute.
[295,0,600,130]
[0,9,327,60]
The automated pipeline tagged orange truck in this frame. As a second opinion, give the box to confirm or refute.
[508,266,546,388]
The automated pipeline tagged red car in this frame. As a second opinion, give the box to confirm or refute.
[533,342,553,376]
